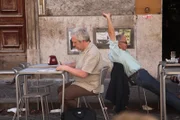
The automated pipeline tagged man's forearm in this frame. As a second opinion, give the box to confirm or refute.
[103,13,116,41]
[66,66,88,78]
[107,17,116,41]
[64,62,76,68]
[56,65,88,78]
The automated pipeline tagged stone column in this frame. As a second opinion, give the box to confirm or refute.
[25,0,40,64]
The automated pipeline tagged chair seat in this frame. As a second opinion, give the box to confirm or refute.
[30,83,55,89]
[22,92,50,98]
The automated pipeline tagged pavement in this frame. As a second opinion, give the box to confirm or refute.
[0,77,180,120]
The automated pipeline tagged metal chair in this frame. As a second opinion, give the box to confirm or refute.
[22,92,50,120]
[128,81,149,113]
[12,66,50,120]
[78,66,110,120]
[19,62,54,109]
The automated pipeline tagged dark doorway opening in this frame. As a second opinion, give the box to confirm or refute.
[163,0,180,60]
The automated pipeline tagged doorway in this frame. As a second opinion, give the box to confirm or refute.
[0,0,27,70]
[163,0,180,60]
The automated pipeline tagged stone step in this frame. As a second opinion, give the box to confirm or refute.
[0,70,15,81]
[0,70,14,75]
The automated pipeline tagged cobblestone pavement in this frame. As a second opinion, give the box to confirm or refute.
[0,109,116,120]
[0,79,180,120]
[0,110,112,120]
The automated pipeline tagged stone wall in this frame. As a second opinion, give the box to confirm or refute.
[136,15,162,76]
[46,0,135,16]
[38,0,162,77]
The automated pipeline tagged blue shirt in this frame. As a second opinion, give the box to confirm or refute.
[108,40,141,77]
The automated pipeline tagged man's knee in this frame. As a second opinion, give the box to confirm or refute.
[64,93,76,101]
[58,91,76,101]
[57,82,72,94]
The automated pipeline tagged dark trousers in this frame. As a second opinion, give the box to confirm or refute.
[136,69,180,112]
[58,82,95,111]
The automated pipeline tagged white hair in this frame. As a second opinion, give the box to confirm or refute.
[71,28,90,42]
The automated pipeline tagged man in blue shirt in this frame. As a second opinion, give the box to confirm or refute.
[103,12,180,112]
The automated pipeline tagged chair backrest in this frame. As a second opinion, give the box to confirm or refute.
[12,67,25,96]
[100,66,109,85]
[19,62,31,68]
[98,66,109,93]
[12,67,24,74]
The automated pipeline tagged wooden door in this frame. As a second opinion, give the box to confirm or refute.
[0,0,26,70]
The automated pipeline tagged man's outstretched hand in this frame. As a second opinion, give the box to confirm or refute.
[102,13,111,19]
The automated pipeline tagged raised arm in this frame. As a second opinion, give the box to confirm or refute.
[103,13,116,41]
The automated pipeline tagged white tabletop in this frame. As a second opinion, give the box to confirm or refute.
[159,61,180,120]
[159,61,180,67]
[29,63,58,68]
[19,67,63,75]
[163,68,180,75]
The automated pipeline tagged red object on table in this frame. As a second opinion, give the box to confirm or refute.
[48,55,58,65]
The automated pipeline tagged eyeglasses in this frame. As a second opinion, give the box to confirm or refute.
[119,41,128,44]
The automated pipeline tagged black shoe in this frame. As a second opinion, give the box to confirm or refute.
[0,109,4,113]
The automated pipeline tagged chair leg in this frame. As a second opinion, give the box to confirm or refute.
[45,96,49,120]
[23,82,30,116]
[40,97,45,120]
[82,97,88,108]
[77,97,81,108]
[12,98,23,120]
[36,80,40,110]
[142,88,149,114]
[100,95,109,120]
[138,86,149,113]
[12,111,17,120]
[98,94,109,120]
[36,97,40,110]
[47,86,54,110]
[138,86,142,107]
[25,98,28,120]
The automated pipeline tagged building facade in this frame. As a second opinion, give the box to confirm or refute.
[0,0,162,77]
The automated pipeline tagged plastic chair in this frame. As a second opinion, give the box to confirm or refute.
[78,66,110,120]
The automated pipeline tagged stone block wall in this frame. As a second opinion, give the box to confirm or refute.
[46,0,135,16]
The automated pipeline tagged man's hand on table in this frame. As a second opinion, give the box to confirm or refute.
[56,65,70,71]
